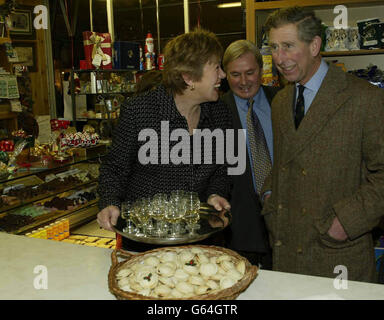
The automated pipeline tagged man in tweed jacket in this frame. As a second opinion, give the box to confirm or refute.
[262,6,384,282]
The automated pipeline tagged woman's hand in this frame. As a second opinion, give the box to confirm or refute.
[207,194,231,211]
[207,194,231,228]
[97,205,120,231]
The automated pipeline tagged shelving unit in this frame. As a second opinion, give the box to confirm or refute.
[0,37,10,45]
[250,0,383,11]
[70,69,138,137]
[246,0,384,44]
[0,111,17,133]
[0,154,104,235]
[321,49,384,57]
[245,0,384,71]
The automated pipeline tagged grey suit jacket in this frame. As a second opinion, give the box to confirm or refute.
[221,86,279,252]
[262,63,384,282]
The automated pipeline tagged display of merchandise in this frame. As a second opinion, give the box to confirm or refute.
[113,41,140,70]
[260,46,279,87]
[61,235,116,248]
[157,54,164,70]
[83,31,113,69]
[348,65,384,88]
[325,27,360,51]
[357,18,381,50]
[61,131,100,149]
[144,32,156,70]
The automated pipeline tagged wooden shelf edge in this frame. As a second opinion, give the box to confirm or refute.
[0,179,99,215]
[73,69,139,73]
[321,49,384,57]
[12,199,99,235]
[252,0,383,10]
[0,37,11,45]
[0,111,17,120]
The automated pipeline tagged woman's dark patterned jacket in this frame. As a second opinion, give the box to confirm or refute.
[98,85,234,210]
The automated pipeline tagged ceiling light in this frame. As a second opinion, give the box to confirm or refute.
[217,2,241,8]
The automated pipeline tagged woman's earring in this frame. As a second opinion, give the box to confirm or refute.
[190,83,195,91]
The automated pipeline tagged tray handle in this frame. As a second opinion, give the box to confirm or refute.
[111,248,135,268]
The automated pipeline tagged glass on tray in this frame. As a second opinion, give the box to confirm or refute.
[119,190,202,238]
[129,199,144,236]
[120,201,135,233]
[164,197,186,238]
[184,191,201,236]
[152,193,168,237]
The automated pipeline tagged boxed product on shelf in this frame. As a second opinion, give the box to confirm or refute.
[83,31,113,69]
[25,218,70,241]
[113,41,140,70]
[357,18,381,50]
[325,27,349,51]
[347,27,360,51]
[61,235,116,249]
[378,23,384,48]
[260,46,279,87]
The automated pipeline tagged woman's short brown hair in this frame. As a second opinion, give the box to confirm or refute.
[162,28,223,95]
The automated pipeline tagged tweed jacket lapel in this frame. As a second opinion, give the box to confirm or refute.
[279,64,351,165]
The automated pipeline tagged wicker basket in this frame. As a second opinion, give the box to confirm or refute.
[108,245,258,300]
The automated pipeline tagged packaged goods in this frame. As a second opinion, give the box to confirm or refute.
[357,18,381,50]
[348,27,360,50]
[144,32,156,70]
[45,225,54,240]
[325,27,349,51]
[113,41,140,70]
[377,23,384,48]
[83,31,113,69]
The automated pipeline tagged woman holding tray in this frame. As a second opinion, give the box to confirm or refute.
[97,29,233,251]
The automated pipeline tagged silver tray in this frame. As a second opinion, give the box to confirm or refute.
[112,203,232,245]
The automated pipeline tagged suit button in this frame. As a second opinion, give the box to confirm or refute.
[275,240,282,247]
[297,247,303,254]
[302,169,307,176]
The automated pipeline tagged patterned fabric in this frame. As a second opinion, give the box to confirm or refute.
[246,98,271,195]
[98,85,233,210]
[294,85,305,129]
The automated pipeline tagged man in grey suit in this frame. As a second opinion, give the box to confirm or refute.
[262,6,384,282]
[221,40,279,268]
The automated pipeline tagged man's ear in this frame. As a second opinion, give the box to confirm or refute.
[310,35,322,57]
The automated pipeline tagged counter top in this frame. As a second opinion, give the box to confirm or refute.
[1,232,383,300]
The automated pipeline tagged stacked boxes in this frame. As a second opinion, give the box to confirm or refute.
[25,218,70,241]
[25,219,116,249]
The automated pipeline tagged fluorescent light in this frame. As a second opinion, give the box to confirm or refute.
[217,2,241,8]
